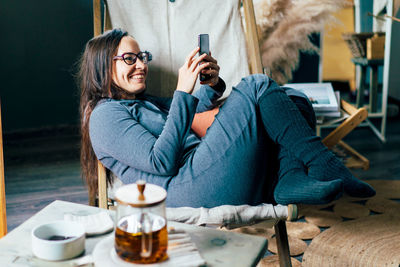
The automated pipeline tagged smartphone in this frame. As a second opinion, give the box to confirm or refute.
[198,34,210,82]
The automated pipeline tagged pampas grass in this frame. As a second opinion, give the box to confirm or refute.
[254,0,350,84]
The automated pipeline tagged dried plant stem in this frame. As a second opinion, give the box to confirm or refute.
[255,0,349,84]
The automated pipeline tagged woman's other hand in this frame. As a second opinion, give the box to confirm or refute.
[176,47,217,94]
[199,52,220,87]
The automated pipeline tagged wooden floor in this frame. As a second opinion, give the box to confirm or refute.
[3,126,87,231]
[3,113,400,232]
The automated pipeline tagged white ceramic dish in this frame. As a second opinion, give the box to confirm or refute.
[92,230,206,267]
[31,220,85,261]
[64,210,114,236]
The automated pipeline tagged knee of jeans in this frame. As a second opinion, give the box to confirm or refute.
[242,74,269,88]
[241,74,280,100]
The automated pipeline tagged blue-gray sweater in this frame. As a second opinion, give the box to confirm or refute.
[89,76,307,207]
[90,84,224,189]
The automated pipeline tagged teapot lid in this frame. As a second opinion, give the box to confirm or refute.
[115,180,167,208]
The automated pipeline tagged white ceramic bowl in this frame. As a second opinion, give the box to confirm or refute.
[31,220,85,261]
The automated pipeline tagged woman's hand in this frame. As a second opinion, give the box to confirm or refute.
[176,47,219,94]
[199,52,220,87]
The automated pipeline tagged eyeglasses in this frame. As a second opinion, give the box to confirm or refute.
[113,51,152,65]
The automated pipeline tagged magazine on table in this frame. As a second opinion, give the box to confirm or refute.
[284,83,339,113]
[317,91,341,117]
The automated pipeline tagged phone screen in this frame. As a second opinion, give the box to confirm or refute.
[198,34,210,81]
[198,34,209,55]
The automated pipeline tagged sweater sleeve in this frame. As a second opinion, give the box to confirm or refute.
[89,91,199,176]
[192,78,226,113]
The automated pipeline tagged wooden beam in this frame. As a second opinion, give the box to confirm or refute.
[242,0,263,74]
[93,0,102,36]
[322,100,368,149]
[104,2,112,32]
[97,161,108,209]
[274,220,292,267]
[242,3,292,265]
[0,101,7,238]
[338,141,370,170]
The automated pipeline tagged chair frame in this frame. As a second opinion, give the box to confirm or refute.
[322,100,369,170]
[91,2,371,266]
[0,101,7,238]
[91,0,266,205]
[91,1,293,266]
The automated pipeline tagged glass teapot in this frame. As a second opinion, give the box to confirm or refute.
[114,180,168,264]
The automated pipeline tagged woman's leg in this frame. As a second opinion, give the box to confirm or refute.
[167,77,279,208]
[274,96,342,204]
[167,74,343,208]
[254,74,375,198]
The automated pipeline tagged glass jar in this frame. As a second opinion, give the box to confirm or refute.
[114,180,168,264]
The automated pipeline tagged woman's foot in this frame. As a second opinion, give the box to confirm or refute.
[274,161,343,205]
[307,152,375,198]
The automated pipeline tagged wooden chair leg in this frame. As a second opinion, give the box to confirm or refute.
[97,161,108,209]
[274,220,292,267]
[88,188,96,207]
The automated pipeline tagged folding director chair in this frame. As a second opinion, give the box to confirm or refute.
[92,0,293,266]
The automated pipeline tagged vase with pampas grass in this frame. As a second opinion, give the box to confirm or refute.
[254,0,350,85]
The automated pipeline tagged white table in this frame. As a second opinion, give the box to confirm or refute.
[0,200,268,267]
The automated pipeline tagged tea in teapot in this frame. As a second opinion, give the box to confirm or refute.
[114,181,168,264]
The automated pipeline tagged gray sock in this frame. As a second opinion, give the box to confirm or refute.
[259,87,375,198]
[274,147,343,205]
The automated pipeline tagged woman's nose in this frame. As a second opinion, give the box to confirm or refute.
[135,59,145,69]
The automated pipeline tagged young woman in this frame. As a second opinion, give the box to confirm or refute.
[79,29,375,208]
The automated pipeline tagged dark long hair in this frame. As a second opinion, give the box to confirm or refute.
[78,29,129,197]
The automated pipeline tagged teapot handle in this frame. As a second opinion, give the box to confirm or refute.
[139,213,152,258]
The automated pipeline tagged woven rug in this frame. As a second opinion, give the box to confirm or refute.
[225,179,400,267]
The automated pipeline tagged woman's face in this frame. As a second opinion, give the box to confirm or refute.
[112,36,148,95]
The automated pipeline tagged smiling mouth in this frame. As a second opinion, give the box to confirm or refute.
[129,74,145,82]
